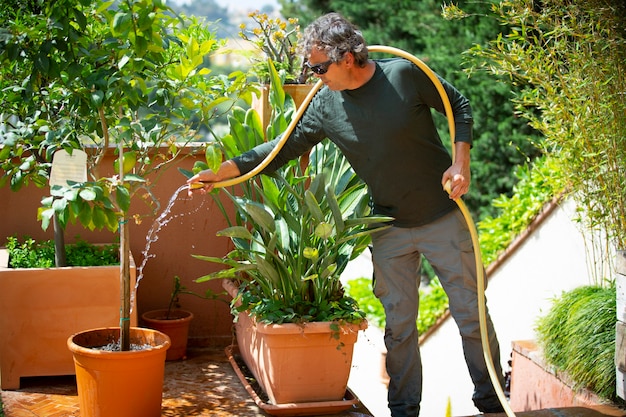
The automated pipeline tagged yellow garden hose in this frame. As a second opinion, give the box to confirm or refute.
[204,44,514,417]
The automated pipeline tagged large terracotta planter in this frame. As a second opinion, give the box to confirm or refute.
[67,327,170,417]
[510,339,626,413]
[0,248,137,389]
[223,279,366,405]
[141,309,194,361]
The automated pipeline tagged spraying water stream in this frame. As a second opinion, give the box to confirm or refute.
[131,184,206,312]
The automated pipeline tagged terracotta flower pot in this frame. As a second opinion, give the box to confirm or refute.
[67,327,170,417]
[252,83,315,174]
[141,309,194,361]
[223,278,366,405]
[252,83,315,131]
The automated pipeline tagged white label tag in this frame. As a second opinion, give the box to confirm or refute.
[49,149,87,187]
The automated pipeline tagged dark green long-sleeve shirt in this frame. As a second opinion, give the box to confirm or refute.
[233,58,474,228]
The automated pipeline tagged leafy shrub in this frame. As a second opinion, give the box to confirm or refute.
[536,285,617,401]
[5,236,118,268]
[345,278,385,328]
[478,155,565,266]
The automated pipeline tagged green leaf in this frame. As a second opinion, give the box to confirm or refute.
[267,60,285,107]
[255,254,280,285]
[344,216,394,228]
[195,268,237,282]
[228,115,249,150]
[112,12,131,35]
[217,226,254,240]
[52,197,67,214]
[91,90,104,107]
[116,185,131,212]
[118,55,130,69]
[122,174,145,182]
[92,206,106,230]
[105,210,119,232]
[78,203,92,227]
[178,167,195,179]
[72,7,88,29]
[205,143,222,173]
[64,188,79,202]
[244,108,264,144]
[39,208,55,231]
[245,203,275,233]
[41,195,54,207]
[326,184,345,232]
[259,175,281,207]
[79,188,97,201]
[304,190,324,223]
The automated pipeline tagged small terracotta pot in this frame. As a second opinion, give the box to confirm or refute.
[141,309,194,360]
[67,327,170,417]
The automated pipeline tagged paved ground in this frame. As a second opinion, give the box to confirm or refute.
[0,347,374,417]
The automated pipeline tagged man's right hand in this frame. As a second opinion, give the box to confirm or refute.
[186,160,241,196]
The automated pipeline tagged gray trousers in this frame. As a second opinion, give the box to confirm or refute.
[371,208,504,417]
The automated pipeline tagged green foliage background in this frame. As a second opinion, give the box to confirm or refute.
[5,236,119,268]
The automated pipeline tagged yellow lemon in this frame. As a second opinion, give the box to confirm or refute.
[114,151,137,174]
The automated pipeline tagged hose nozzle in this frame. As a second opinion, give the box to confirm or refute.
[188,182,207,190]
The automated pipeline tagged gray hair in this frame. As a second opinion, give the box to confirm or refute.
[299,13,369,67]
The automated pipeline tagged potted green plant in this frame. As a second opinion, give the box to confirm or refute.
[211,166,388,406]
[0,0,252,413]
[535,285,617,402]
[141,275,226,361]
[185,63,392,408]
[238,11,314,131]
[238,11,307,84]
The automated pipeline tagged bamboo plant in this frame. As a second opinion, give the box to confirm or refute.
[444,0,626,258]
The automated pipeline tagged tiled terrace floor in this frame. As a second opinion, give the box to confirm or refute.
[0,347,374,417]
[2,346,626,417]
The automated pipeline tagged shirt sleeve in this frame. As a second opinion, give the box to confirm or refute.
[412,63,474,145]
[232,96,327,175]
[440,75,473,146]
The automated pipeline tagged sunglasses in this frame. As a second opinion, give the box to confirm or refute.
[305,59,334,75]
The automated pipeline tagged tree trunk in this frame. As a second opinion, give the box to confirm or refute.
[53,213,67,267]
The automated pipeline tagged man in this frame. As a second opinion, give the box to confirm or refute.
[187,12,505,417]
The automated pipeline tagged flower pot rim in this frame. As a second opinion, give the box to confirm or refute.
[141,309,194,323]
[255,319,368,335]
[67,326,171,358]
